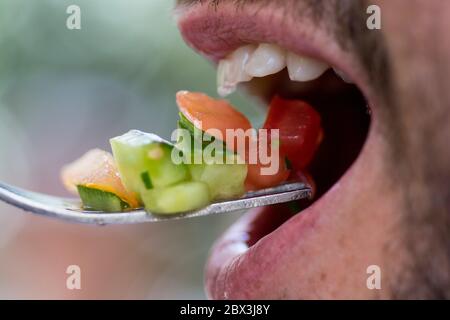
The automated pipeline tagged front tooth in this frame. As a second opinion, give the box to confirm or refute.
[332,68,353,83]
[217,59,235,97]
[286,52,329,81]
[217,44,256,97]
[244,43,286,77]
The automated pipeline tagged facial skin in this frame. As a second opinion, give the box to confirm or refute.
[175,0,450,299]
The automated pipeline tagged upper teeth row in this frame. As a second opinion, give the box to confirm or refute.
[217,43,351,97]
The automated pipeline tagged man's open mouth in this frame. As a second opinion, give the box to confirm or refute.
[176,1,380,299]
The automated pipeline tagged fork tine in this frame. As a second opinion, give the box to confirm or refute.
[0,181,311,225]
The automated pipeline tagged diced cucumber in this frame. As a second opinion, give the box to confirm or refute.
[77,185,130,212]
[110,130,188,201]
[188,150,247,200]
[178,113,248,199]
[141,181,211,214]
[177,112,227,153]
[178,112,197,136]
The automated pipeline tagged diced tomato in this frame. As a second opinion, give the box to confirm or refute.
[245,160,290,190]
[176,91,252,151]
[244,133,290,191]
[263,96,322,171]
[61,149,140,208]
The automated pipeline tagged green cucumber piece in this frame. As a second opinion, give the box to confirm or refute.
[177,114,248,199]
[77,185,130,212]
[177,112,227,153]
[188,150,247,200]
[178,112,197,136]
[110,130,188,200]
[141,181,211,214]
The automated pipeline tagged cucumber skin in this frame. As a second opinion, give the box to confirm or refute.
[177,112,227,152]
[77,185,130,212]
[110,130,189,201]
[141,181,211,214]
[178,112,196,136]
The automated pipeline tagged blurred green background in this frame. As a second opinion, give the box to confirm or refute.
[0,0,260,299]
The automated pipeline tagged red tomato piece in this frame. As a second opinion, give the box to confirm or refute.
[244,134,291,191]
[263,96,322,171]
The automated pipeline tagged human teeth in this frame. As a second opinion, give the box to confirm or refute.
[244,43,286,77]
[332,68,353,83]
[217,43,340,95]
[286,52,329,82]
[217,60,235,97]
[217,44,256,97]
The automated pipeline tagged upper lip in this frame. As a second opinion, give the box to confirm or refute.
[176,1,376,299]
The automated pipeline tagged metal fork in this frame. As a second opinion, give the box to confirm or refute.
[0,181,311,225]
